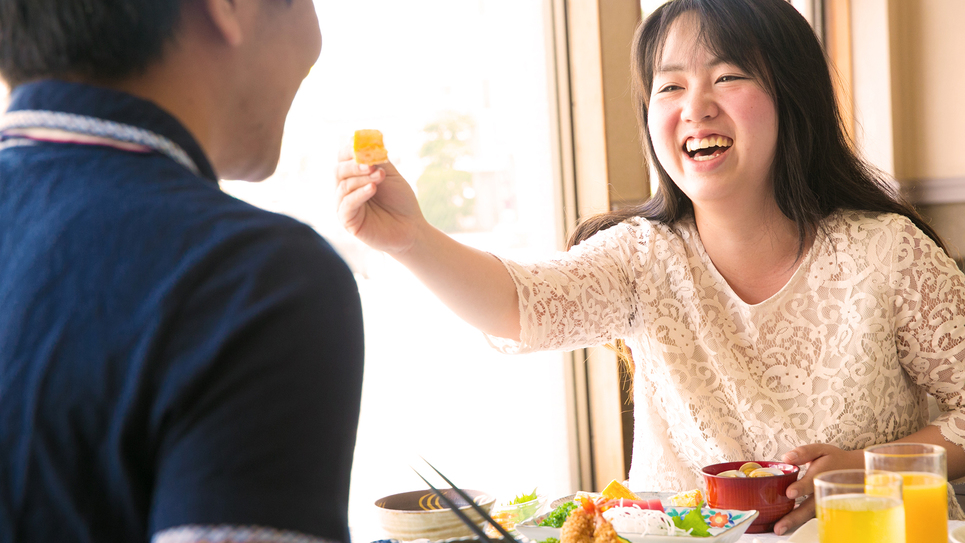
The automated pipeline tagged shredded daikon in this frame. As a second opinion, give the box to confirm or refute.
[601,506,680,536]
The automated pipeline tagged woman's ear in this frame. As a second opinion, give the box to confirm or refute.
[200,0,245,47]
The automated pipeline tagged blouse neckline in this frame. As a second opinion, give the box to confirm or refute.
[684,216,824,309]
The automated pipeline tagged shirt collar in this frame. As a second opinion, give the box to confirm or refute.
[6,79,217,182]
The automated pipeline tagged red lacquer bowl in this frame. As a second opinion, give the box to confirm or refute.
[701,461,799,534]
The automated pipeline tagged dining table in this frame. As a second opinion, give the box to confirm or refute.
[355,519,965,543]
[731,519,965,542]
[356,519,965,543]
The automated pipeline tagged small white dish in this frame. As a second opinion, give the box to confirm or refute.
[950,524,965,543]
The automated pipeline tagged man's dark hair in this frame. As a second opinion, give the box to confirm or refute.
[0,0,183,87]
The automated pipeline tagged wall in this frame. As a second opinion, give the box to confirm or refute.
[890,0,965,184]
[884,0,965,260]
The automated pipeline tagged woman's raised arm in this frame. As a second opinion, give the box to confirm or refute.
[334,145,521,341]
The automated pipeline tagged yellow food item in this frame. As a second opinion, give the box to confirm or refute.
[749,467,784,477]
[739,462,762,476]
[352,129,388,165]
[669,488,703,507]
[601,479,640,501]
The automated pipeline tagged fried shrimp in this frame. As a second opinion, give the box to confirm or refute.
[560,499,620,543]
[560,507,594,543]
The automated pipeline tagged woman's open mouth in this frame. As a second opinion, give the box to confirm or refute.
[684,135,733,162]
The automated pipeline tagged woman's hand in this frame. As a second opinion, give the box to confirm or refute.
[772,444,864,535]
[334,145,427,256]
[334,144,521,338]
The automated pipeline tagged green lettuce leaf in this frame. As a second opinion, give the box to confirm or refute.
[537,501,578,527]
[509,488,539,505]
[672,507,711,537]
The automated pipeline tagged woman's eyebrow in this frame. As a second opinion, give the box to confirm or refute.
[655,57,728,74]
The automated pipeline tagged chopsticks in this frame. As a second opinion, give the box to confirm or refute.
[411,458,522,543]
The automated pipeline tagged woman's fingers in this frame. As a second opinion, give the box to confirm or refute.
[773,495,816,536]
[337,180,378,234]
[782,444,864,504]
[331,143,422,254]
[336,157,381,184]
[783,443,838,466]
[335,165,383,201]
[783,444,831,500]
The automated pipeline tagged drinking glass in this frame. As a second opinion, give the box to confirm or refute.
[865,443,948,543]
[815,469,905,543]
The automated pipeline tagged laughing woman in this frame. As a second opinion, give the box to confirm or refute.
[334,0,965,534]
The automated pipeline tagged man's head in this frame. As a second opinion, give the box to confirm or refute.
[0,0,182,87]
[0,0,322,182]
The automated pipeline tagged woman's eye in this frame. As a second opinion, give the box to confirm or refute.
[658,84,682,93]
[717,75,746,83]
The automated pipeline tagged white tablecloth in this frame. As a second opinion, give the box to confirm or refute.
[353,514,965,542]
[737,519,965,542]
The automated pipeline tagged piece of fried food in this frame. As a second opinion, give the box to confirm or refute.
[352,129,388,166]
[560,502,620,543]
[560,508,595,543]
[592,515,619,543]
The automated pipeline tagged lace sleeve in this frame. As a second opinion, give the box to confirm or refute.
[891,218,965,451]
[485,219,651,354]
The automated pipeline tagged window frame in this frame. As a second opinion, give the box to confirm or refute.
[553,0,647,491]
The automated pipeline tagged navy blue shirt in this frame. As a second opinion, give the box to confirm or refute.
[0,80,364,542]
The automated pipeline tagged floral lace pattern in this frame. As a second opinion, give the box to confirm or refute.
[489,211,965,493]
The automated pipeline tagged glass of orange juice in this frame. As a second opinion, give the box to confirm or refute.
[815,469,905,543]
[865,443,947,543]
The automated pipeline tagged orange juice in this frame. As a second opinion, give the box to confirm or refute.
[817,493,905,543]
[900,472,947,543]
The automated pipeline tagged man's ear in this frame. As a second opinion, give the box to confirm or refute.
[200,0,245,47]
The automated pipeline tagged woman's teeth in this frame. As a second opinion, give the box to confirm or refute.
[685,135,734,161]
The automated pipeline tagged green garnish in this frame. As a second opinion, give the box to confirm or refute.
[508,488,539,505]
[672,507,711,537]
[537,539,559,543]
[538,501,578,527]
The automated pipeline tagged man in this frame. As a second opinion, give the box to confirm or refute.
[0,1,363,542]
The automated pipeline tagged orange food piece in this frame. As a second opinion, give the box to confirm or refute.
[352,129,388,165]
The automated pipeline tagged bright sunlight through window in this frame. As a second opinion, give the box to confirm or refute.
[222,0,575,537]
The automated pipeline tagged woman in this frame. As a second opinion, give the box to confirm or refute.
[334,0,965,534]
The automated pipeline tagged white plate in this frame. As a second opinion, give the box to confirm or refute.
[951,525,965,543]
[515,504,758,543]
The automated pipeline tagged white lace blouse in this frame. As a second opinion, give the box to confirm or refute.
[488,210,965,492]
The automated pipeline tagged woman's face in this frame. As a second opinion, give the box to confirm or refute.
[647,13,778,213]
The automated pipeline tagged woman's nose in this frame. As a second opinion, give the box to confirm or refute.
[681,90,718,122]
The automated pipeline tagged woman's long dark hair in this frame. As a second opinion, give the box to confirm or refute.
[569,0,948,381]
[569,0,946,257]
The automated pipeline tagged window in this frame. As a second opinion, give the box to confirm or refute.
[222,0,575,536]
